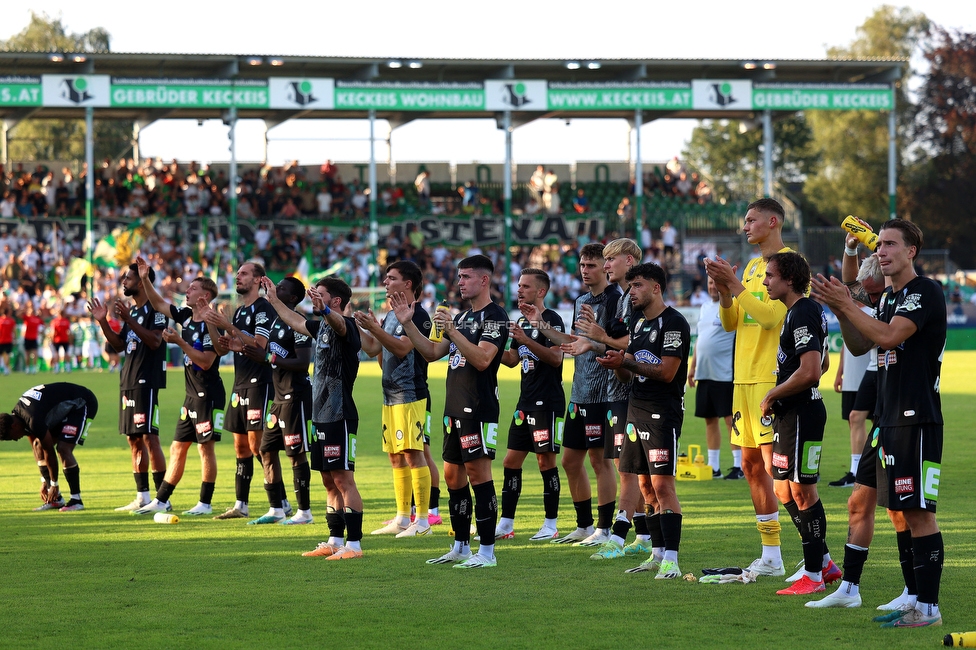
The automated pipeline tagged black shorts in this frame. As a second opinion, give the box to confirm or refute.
[51,396,99,446]
[225,384,271,433]
[443,417,497,465]
[618,412,681,477]
[174,396,223,444]
[694,379,733,419]
[23,339,38,351]
[0,343,11,354]
[771,400,827,484]
[104,342,117,356]
[508,410,562,454]
[310,420,358,472]
[852,371,877,418]
[119,388,160,437]
[562,402,606,450]
[261,392,312,458]
[605,400,628,460]
[854,427,879,490]
[879,424,942,513]
[53,341,70,352]
[841,391,857,421]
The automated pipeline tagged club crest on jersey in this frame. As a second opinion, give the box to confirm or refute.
[278,328,285,339]
[449,352,466,369]
[896,293,922,313]
[649,329,658,342]
[137,316,144,325]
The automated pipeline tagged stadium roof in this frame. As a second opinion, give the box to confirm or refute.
[0,52,904,122]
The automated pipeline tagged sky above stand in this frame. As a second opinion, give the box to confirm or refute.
[6,1,976,166]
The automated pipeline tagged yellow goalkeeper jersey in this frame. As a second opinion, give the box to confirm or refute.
[719,248,791,385]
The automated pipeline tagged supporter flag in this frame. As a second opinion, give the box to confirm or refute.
[93,217,159,267]
[60,257,94,298]
[293,247,313,287]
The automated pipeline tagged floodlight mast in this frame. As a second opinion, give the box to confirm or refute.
[635,108,644,240]
[369,109,379,289]
[503,110,513,309]
[228,106,239,263]
[85,106,94,272]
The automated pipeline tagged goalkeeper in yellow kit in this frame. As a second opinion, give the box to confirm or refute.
[705,197,792,576]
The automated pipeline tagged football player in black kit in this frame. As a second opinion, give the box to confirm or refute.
[264,275,366,560]
[495,268,565,541]
[221,277,315,527]
[391,254,509,569]
[812,220,947,628]
[597,263,690,579]
[757,252,831,597]
[203,262,283,521]
[90,262,168,512]
[1,382,98,512]
[134,267,226,517]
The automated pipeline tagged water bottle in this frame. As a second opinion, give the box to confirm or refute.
[154,512,180,524]
[944,632,976,647]
[429,302,450,342]
[842,215,879,251]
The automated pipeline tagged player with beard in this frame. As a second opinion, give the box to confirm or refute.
[355,260,441,538]
[0,382,98,512]
[222,277,316,528]
[90,262,168,512]
[202,262,284,521]
[392,254,510,568]
[597,263,690,578]
[134,270,226,516]
[265,276,366,560]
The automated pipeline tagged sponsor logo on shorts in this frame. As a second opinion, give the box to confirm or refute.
[614,433,624,447]
[122,396,135,409]
[514,410,525,425]
[584,424,602,439]
[133,412,147,426]
[180,407,188,420]
[267,413,278,428]
[195,420,212,435]
[648,448,669,462]
[284,433,302,447]
[231,393,240,407]
[922,461,940,501]
[532,429,550,443]
[323,445,341,458]
[772,453,789,469]
[626,423,637,442]
[247,408,262,421]
[62,425,78,435]
[894,476,914,494]
[460,434,481,449]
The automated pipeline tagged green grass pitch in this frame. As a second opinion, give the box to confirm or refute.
[1,352,974,649]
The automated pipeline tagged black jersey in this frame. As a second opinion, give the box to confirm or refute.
[775,297,827,410]
[170,305,223,399]
[13,383,98,437]
[445,302,510,421]
[119,302,168,390]
[514,310,565,413]
[606,285,633,402]
[570,285,622,404]
[266,314,313,400]
[875,276,946,427]
[231,297,276,388]
[380,307,431,406]
[626,306,690,417]
[306,317,361,423]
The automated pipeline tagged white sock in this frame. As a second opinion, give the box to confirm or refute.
[429,507,440,516]
[838,580,860,597]
[396,514,411,527]
[138,491,151,503]
[497,516,514,532]
[234,500,246,511]
[822,551,832,566]
[610,534,626,546]
[296,509,312,520]
[804,570,823,582]
[917,602,939,617]
[850,454,861,475]
[415,514,429,526]
[478,543,495,559]
[543,517,557,529]
[345,539,361,551]
[328,536,344,546]
[732,449,742,468]
[664,550,678,562]
[268,507,284,517]
[708,449,721,472]
[654,546,665,558]
[452,540,470,554]
[757,512,781,564]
